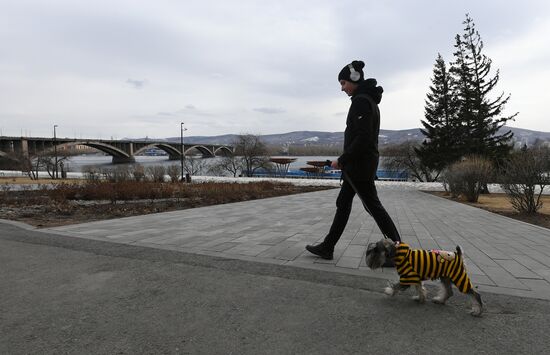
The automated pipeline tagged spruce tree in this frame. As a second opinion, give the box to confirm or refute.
[417,53,461,173]
[450,14,517,163]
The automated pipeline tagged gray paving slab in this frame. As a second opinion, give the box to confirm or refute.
[42,183,550,300]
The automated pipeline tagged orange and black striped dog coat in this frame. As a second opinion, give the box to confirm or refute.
[393,242,473,293]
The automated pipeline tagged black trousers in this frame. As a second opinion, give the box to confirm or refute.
[323,178,401,248]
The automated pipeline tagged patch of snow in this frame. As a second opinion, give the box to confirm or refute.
[3,170,548,194]
[302,136,319,142]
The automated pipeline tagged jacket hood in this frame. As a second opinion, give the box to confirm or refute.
[353,78,383,104]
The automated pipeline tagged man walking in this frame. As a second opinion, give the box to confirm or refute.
[305,60,401,261]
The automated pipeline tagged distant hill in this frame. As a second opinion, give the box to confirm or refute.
[165,126,550,147]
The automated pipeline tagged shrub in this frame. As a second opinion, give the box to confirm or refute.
[83,166,102,182]
[146,165,166,182]
[166,164,181,183]
[48,181,179,203]
[1,183,12,193]
[499,147,550,214]
[99,167,116,182]
[442,168,462,198]
[130,164,146,182]
[48,182,76,201]
[443,156,494,202]
[33,180,324,210]
[112,165,132,182]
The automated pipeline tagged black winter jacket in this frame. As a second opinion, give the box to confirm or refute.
[337,79,383,181]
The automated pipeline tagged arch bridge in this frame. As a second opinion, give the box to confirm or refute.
[0,136,233,164]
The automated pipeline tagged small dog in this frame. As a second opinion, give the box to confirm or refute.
[365,239,483,317]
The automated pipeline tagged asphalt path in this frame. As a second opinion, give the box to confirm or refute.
[1,222,549,355]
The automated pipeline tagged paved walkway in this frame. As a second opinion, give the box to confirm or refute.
[42,184,550,300]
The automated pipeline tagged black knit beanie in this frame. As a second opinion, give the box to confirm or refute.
[338,60,365,83]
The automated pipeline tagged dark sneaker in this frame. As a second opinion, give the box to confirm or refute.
[306,244,334,260]
[382,259,395,268]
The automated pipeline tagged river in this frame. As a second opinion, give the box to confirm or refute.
[62,154,338,175]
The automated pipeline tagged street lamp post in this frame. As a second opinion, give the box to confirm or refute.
[53,125,58,179]
[180,122,187,181]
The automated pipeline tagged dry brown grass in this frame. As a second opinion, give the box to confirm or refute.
[1,180,334,228]
[428,191,550,229]
[473,194,550,214]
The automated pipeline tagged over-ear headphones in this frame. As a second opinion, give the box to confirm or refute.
[348,63,361,81]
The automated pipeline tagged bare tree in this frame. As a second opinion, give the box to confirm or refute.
[22,158,38,180]
[182,157,206,176]
[1,152,37,179]
[381,141,439,182]
[210,154,243,177]
[234,134,270,177]
[15,152,69,180]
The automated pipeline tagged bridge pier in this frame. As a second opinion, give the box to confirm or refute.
[112,156,136,164]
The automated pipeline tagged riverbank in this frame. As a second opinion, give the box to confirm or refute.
[3,171,550,230]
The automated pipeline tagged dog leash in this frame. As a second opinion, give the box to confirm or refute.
[341,169,389,240]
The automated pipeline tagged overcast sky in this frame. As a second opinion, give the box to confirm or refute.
[1,0,549,139]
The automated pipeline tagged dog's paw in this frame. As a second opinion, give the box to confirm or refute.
[470,310,482,317]
[411,295,426,303]
[470,305,483,317]
[412,285,427,303]
[432,296,446,305]
[384,286,396,296]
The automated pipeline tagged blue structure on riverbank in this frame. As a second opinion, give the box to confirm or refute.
[253,167,408,181]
